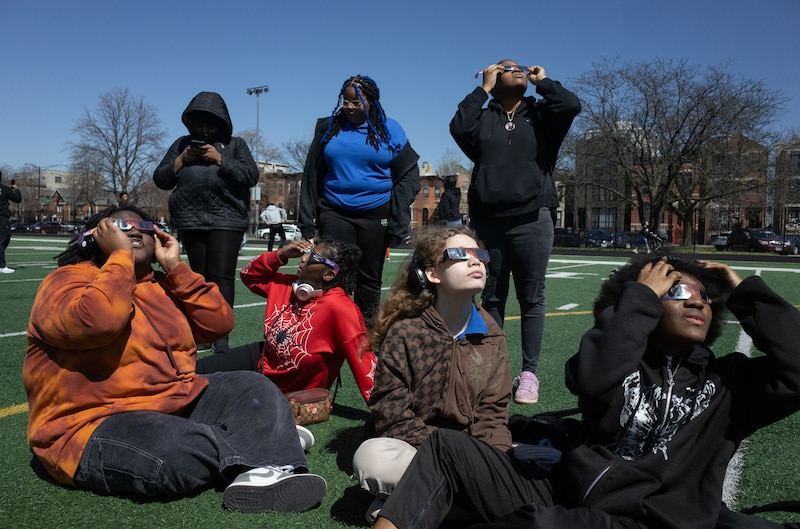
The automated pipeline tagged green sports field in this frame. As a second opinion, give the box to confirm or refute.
[1,236,799,527]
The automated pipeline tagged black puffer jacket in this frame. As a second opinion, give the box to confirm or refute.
[153,92,259,231]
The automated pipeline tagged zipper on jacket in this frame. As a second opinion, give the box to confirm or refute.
[658,356,677,431]
[581,464,612,506]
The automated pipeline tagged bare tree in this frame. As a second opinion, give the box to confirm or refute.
[237,129,283,164]
[282,138,312,172]
[69,88,167,207]
[437,148,471,175]
[573,57,787,245]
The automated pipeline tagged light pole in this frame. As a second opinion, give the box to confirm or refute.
[246,85,269,164]
[246,85,269,234]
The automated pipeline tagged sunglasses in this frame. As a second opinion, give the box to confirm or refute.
[307,249,339,274]
[113,219,155,234]
[661,282,710,305]
[341,99,364,109]
[474,65,529,78]
[441,247,491,264]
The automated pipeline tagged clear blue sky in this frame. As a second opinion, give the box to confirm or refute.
[2,0,799,174]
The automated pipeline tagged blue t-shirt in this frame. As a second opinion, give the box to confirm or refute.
[322,117,408,211]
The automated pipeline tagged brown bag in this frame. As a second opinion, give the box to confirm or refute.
[286,388,332,425]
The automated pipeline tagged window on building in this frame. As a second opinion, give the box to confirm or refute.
[790,152,800,173]
[55,176,62,184]
[591,208,617,232]
[434,185,441,199]
[422,207,429,226]
[423,187,429,198]
[277,182,283,195]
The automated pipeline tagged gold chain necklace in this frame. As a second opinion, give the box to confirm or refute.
[504,109,516,131]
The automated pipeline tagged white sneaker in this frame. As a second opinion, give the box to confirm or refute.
[366,497,385,524]
[224,466,326,513]
[296,424,315,451]
[0,266,14,273]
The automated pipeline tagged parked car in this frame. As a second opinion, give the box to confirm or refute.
[783,234,800,255]
[612,231,640,249]
[712,232,730,251]
[586,230,613,248]
[9,221,30,232]
[59,222,80,233]
[29,221,63,234]
[553,227,582,247]
[258,223,299,242]
[725,227,792,254]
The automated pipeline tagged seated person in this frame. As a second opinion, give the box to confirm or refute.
[23,205,325,513]
[372,254,800,529]
[353,225,512,522]
[196,237,376,404]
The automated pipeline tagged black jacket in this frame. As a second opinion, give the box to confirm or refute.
[153,92,259,231]
[0,183,22,218]
[299,117,421,246]
[450,79,581,220]
[554,277,800,529]
[437,186,461,223]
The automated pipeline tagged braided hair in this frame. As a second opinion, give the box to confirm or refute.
[56,205,155,268]
[320,75,390,150]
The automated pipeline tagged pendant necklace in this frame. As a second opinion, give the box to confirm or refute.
[504,109,516,131]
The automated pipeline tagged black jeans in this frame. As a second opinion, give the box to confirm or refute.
[317,199,389,322]
[73,371,306,497]
[471,208,554,374]
[268,223,286,252]
[0,216,11,267]
[195,341,262,373]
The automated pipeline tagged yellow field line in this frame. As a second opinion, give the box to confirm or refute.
[0,403,27,418]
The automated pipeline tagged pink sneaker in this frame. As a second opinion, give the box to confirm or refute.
[514,371,539,404]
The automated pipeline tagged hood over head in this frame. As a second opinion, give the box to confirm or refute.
[181,91,233,143]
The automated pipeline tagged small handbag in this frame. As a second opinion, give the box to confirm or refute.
[285,388,332,425]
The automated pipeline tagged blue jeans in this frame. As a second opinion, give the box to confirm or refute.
[73,371,306,497]
[471,208,554,374]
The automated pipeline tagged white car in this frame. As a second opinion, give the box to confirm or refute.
[258,223,299,242]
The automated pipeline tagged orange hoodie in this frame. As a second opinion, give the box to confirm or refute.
[23,250,233,485]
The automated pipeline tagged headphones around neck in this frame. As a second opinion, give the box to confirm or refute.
[293,280,323,301]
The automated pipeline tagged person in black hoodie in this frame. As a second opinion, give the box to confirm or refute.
[371,253,800,529]
[451,61,581,405]
[0,171,22,273]
[154,91,259,351]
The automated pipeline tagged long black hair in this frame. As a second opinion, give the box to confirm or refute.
[593,251,731,345]
[56,205,155,268]
[320,75,389,150]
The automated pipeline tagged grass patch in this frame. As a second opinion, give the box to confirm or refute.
[1,236,799,526]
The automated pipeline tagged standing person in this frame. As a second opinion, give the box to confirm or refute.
[0,171,22,273]
[450,61,581,404]
[23,205,326,513]
[261,201,288,252]
[118,191,129,206]
[154,91,259,352]
[353,225,512,523]
[299,75,421,323]
[634,220,651,254]
[437,174,462,226]
[372,254,800,529]
[196,237,377,405]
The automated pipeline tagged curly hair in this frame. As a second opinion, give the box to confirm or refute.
[369,225,483,350]
[593,250,732,345]
[56,205,155,268]
[315,236,361,295]
[320,75,389,150]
